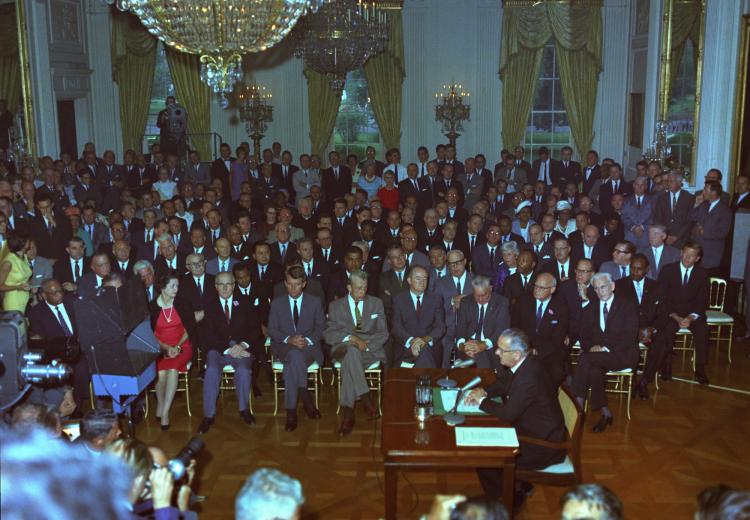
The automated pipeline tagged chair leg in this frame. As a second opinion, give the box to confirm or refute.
[336,369,341,414]
[314,370,319,408]
[626,376,632,420]
[184,375,191,417]
[728,324,733,363]
[377,372,382,416]
[273,372,279,416]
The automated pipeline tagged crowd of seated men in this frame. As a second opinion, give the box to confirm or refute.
[0,138,745,439]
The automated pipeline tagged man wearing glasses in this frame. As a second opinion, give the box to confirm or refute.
[599,241,636,281]
[541,238,573,283]
[571,272,639,433]
[558,259,598,349]
[464,328,566,505]
[512,273,569,387]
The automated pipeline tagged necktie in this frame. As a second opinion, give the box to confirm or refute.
[542,162,547,183]
[560,265,566,279]
[293,299,300,327]
[477,304,485,338]
[394,165,398,179]
[535,301,543,329]
[324,249,329,261]
[635,281,643,304]
[522,275,528,289]
[490,247,496,264]
[224,300,231,323]
[147,230,152,242]
[280,244,286,258]
[197,278,203,295]
[338,217,344,226]
[421,164,425,176]
[354,301,362,330]
[603,302,609,326]
[397,271,403,283]
[412,179,418,191]
[221,260,227,272]
[306,263,312,277]
[620,266,627,278]
[260,266,266,280]
[545,232,550,242]
[535,244,541,254]
[683,269,689,286]
[416,295,422,316]
[74,260,81,282]
[470,235,475,249]
[614,180,619,193]
[56,306,72,337]
[120,262,126,271]
[671,192,677,212]
[637,196,641,209]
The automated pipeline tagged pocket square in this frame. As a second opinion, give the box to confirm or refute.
[253,298,259,305]
[551,320,558,325]
[370,313,378,319]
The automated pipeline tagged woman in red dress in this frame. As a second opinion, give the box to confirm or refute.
[149,272,196,430]
[377,170,400,211]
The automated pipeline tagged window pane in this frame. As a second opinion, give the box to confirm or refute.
[535,80,553,111]
[540,45,554,79]
[334,69,382,162]
[145,43,175,152]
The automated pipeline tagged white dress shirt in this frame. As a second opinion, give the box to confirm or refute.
[47,302,73,333]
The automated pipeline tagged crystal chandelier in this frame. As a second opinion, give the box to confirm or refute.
[109,0,321,104]
[435,82,471,147]
[294,0,389,92]
[643,119,682,174]
[238,83,274,159]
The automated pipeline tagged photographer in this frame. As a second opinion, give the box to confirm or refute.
[106,438,197,520]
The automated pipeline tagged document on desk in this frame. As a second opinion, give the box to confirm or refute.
[439,389,487,415]
[455,427,519,447]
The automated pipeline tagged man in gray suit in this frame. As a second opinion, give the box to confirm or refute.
[689,180,732,272]
[205,237,238,276]
[324,270,388,436]
[268,266,326,432]
[380,225,430,272]
[292,154,320,201]
[391,265,446,368]
[434,249,474,367]
[621,176,653,250]
[639,225,680,280]
[652,171,694,248]
[458,157,485,211]
[599,241,636,281]
[27,239,53,293]
[184,151,211,185]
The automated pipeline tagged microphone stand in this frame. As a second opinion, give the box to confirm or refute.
[443,388,467,426]
[436,358,475,389]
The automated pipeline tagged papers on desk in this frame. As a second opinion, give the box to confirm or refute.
[439,389,485,415]
[455,427,519,447]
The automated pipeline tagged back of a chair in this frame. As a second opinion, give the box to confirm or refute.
[709,277,728,312]
[558,386,583,482]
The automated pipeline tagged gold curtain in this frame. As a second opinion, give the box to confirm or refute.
[0,5,21,113]
[305,67,342,158]
[111,11,157,153]
[500,2,603,153]
[364,10,405,151]
[165,48,212,158]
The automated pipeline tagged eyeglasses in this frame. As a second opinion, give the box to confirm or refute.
[401,237,417,242]
[614,249,631,255]
[533,284,554,291]
[575,268,593,273]
[447,260,464,266]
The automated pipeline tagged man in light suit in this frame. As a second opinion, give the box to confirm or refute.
[27,239,53,293]
[184,151,211,185]
[268,266,326,432]
[324,270,388,436]
[454,275,511,369]
[205,237,238,276]
[292,154,320,201]
[598,241,636,281]
[652,171,694,248]
[689,180,732,272]
[391,265,446,368]
[458,157,485,211]
[435,250,474,367]
[380,225,430,272]
[639,225,680,280]
[621,176,653,250]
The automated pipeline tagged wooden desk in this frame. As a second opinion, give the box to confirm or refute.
[381,368,519,519]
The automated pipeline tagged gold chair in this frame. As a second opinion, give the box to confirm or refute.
[570,343,635,420]
[144,368,192,418]
[516,386,583,486]
[270,359,321,415]
[220,365,254,414]
[333,360,383,414]
[707,277,734,363]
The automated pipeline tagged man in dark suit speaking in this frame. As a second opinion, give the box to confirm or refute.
[464,328,566,503]
[267,266,327,432]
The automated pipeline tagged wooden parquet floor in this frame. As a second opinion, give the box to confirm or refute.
[137,341,750,519]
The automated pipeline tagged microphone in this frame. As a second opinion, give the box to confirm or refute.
[436,357,476,388]
[444,375,484,427]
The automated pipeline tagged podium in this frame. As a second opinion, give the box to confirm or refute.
[74,281,159,414]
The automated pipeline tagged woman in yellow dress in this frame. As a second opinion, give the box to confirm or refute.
[0,233,32,312]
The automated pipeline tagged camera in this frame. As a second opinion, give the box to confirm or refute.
[167,436,205,481]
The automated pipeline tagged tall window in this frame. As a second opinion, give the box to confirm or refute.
[144,42,176,152]
[666,39,696,169]
[333,69,382,161]
[523,41,572,158]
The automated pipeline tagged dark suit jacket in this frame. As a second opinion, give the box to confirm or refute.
[579,295,639,367]
[513,294,569,384]
[614,276,665,332]
[177,273,217,314]
[598,179,633,216]
[267,292,326,361]
[434,179,464,206]
[249,261,284,295]
[255,173,285,201]
[471,243,502,278]
[202,294,262,354]
[556,160,581,188]
[327,269,377,304]
[74,183,103,208]
[154,254,186,279]
[652,189,695,247]
[210,157,235,199]
[480,356,566,470]
[417,175,438,209]
[570,241,610,271]
[526,241,555,265]
[377,269,410,320]
[269,241,300,267]
[28,297,78,338]
[29,213,72,261]
[53,255,90,286]
[658,262,709,320]
[502,272,535,322]
[690,200,732,269]
[417,226,443,254]
[454,293,510,347]
[558,279,597,346]
[321,166,352,200]
[398,178,421,205]
[391,291,446,364]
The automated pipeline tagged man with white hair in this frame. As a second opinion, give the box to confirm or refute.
[639,224,680,279]
[571,272,639,433]
[235,468,304,520]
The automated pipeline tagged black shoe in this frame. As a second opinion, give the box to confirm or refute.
[304,406,322,420]
[659,370,672,382]
[285,411,298,432]
[695,371,710,385]
[197,417,214,434]
[593,415,613,433]
[240,410,256,425]
[160,422,170,431]
[635,383,649,401]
